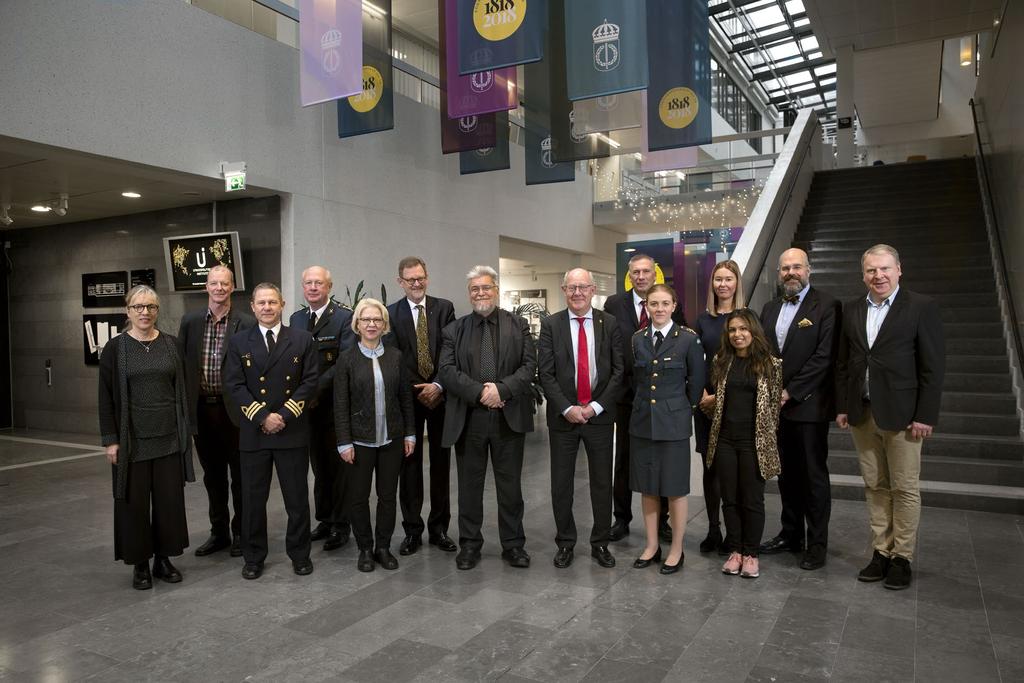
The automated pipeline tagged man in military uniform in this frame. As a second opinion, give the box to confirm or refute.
[288,266,355,552]
[224,282,319,579]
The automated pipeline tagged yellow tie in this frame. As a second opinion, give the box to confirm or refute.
[416,305,433,379]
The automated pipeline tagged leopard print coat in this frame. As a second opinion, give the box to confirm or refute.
[705,356,783,480]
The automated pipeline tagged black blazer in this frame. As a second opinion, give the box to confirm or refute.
[629,324,704,441]
[603,291,686,404]
[288,301,355,406]
[222,325,320,450]
[760,285,841,423]
[438,309,537,447]
[835,288,945,431]
[176,306,255,432]
[332,345,415,447]
[384,295,457,385]
[537,308,624,430]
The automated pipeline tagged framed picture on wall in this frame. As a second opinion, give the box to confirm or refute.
[83,314,128,365]
[81,271,129,308]
[163,231,245,292]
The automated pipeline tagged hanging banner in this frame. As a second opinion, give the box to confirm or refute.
[444,0,518,118]
[338,0,394,137]
[564,0,648,101]
[440,0,498,153]
[456,0,545,75]
[524,57,575,185]
[646,0,712,151]
[459,112,511,174]
[299,0,363,107]
[573,90,643,135]
[639,91,699,172]
[524,128,575,185]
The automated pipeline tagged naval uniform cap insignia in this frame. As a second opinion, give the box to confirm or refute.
[293,356,300,363]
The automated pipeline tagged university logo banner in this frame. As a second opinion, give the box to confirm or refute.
[459,112,511,174]
[299,0,363,107]
[572,91,643,135]
[646,0,712,151]
[444,0,518,119]
[523,60,575,185]
[338,0,394,137]
[564,0,647,101]
[440,3,499,153]
[456,0,545,75]
[639,91,699,172]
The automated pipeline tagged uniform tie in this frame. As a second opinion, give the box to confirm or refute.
[307,310,317,331]
[266,329,276,353]
[653,330,664,352]
[415,304,434,379]
[575,317,591,405]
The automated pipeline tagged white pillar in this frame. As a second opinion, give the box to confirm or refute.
[835,44,855,168]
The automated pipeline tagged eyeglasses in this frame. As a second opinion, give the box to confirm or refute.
[358,317,384,326]
[401,277,427,285]
[302,279,327,287]
[469,285,496,295]
[563,284,594,293]
[128,304,159,313]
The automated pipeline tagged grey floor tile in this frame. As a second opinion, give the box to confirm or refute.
[839,608,916,659]
[830,646,915,683]
[341,638,452,683]
[914,651,1000,682]
[581,657,669,682]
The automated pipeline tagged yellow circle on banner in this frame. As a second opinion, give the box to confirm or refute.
[658,87,699,129]
[624,263,666,292]
[348,66,384,113]
[473,0,527,42]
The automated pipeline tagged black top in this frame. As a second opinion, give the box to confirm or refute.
[693,311,728,392]
[125,337,179,461]
[722,356,756,435]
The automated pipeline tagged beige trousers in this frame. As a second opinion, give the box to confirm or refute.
[850,405,923,562]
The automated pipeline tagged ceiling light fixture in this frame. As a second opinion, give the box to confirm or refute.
[122,191,142,198]
[31,205,52,212]
[960,36,973,67]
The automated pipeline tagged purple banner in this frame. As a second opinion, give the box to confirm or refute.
[444,0,517,119]
[640,92,699,172]
[299,0,363,107]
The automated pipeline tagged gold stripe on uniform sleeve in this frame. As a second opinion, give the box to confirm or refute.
[285,399,304,418]
[242,401,261,421]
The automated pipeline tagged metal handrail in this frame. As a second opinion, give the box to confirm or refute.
[969,97,1024,390]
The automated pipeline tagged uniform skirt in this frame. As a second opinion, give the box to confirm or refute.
[629,436,691,497]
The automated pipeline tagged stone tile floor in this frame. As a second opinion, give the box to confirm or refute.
[1,427,1022,682]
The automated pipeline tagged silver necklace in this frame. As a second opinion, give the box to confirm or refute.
[131,334,157,352]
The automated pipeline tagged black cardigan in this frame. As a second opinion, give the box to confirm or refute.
[98,332,195,500]
[333,345,415,447]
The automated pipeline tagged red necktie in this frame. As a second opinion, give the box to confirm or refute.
[638,301,649,329]
[576,317,591,405]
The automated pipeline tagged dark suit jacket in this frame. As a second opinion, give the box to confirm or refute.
[537,308,624,430]
[223,324,320,450]
[288,301,355,407]
[835,288,945,431]
[332,345,415,446]
[176,306,255,432]
[603,291,686,404]
[437,308,537,447]
[629,324,704,441]
[760,286,841,422]
[384,295,457,385]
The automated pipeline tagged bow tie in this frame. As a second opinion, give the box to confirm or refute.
[783,294,799,304]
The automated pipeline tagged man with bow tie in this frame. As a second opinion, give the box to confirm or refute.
[759,248,841,571]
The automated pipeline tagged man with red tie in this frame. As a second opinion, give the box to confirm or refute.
[538,268,625,568]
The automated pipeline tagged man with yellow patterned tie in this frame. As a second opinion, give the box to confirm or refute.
[385,257,458,555]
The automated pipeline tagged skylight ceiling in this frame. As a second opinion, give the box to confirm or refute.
[709,0,836,123]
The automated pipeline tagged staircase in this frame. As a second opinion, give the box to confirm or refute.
[791,157,1024,514]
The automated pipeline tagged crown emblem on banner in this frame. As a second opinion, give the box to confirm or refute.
[569,110,587,143]
[540,136,554,168]
[541,136,552,151]
[597,94,618,111]
[592,20,620,44]
[321,29,342,73]
[321,29,342,49]
[593,19,621,72]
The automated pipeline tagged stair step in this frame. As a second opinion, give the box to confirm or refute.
[935,411,1019,436]
[801,235,987,249]
[948,338,1006,354]
[946,355,1010,372]
[802,205,982,220]
[829,449,1024,487]
[822,474,1024,515]
[941,391,1016,414]
[799,227,986,242]
[944,373,1012,393]
[808,253,993,269]
[829,430,1024,460]
[810,279,992,296]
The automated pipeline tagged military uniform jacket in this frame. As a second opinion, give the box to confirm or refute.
[288,300,355,408]
[629,323,705,442]
[223,325,320,450]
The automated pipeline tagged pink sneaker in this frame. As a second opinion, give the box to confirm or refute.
[741,555,760,578]
[722,552,742,575]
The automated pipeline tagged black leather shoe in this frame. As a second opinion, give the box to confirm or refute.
[323,529,348,552]
[310,522,331,542]
[699,529,723,554]
[759,534,803,555]
[292,558,314,576]
[660,552,684,575]
[553,547,574,568]
[883,556,912,590]
[132,562,153,590]
[374,548,399,570]
[152,556,182,583]
[428,533,458,552]
[858,550,890,583]
[591,546,615,568]
[229,537,243,557]
[455,548,480,570]
[632,547,662,569]
[357,550,375,572]
[501,547,531,568]
[608,521,630,542]
[241,563,263,580]
[194,535,230,557]
[659,522,673,543]
[399,535,421,556]
[800,545,827,571]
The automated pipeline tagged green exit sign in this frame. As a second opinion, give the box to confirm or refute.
[225,173,246,192]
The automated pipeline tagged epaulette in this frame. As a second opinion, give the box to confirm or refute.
[680,326,697,336]
[632,325,650,338]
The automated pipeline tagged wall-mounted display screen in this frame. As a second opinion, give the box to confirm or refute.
[162,231,245,292]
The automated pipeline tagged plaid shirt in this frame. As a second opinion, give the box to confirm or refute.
[200,308,229,395]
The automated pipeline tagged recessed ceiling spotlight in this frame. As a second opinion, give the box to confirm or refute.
[122,191,142,198]
[31,205,52,212]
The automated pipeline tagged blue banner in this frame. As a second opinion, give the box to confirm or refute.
[459,112,511,174]
[564,0,648,101]
[525,128,575,185]
[338,0,394,137]
[645,0,712,151]
[457,0,545,74]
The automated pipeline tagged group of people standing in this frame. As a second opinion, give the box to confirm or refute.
[98,242,943,593]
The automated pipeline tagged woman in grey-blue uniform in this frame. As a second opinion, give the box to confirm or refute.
[629,283,705,575]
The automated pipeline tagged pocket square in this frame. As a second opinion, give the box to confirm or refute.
[797,318,813,328]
